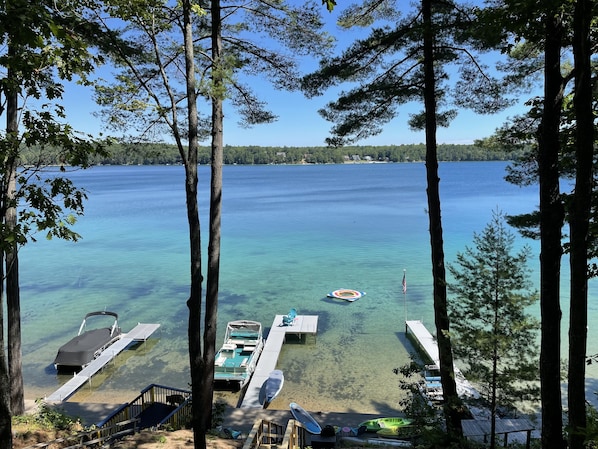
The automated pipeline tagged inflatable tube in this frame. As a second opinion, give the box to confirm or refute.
[327,289,365,302]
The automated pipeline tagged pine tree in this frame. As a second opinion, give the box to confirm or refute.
[448,210,540,449]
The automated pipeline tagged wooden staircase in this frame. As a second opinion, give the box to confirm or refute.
[243,418,310,449]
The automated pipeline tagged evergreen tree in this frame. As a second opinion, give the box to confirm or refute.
[448,210,540,449]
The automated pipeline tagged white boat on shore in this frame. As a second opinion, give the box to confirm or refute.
[214,320,264,389]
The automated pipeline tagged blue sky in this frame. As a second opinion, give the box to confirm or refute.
[58,6,533,148]
[61,76,527,147]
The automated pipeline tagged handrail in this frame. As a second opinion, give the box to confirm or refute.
[21,418,139,449]
[242,418,287,449]
[97,383,192,430]
[243,418,308,449]
[27,385,192,449]
[159,396,193,429]
[280,419,308,449]
[32,386,314,449]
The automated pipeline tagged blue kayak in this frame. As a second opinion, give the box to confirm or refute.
[290,402,322,434]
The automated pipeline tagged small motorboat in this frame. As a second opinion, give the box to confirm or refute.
[54,311,122,371]
[259,370,284,408]
[327,289,366,302]
[290,402,322,434]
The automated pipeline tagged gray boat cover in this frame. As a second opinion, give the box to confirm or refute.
[54,328,115,368]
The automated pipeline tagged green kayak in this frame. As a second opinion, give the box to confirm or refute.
[358,417,413,432]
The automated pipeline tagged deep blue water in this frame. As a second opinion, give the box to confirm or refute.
[18,162,598,413]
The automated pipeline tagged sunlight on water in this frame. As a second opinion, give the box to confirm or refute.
[18,162,598,412]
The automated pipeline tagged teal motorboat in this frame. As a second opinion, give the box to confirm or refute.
[214,320,264,389]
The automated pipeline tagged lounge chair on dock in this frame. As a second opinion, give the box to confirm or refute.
[281,309,297,326]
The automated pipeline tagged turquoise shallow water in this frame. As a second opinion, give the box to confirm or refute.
[19,162,598,413]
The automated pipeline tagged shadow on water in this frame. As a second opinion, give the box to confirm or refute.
[219,291,250,308]
[395,331,427,367]
[320,296,357,306]
[44,364,59,376]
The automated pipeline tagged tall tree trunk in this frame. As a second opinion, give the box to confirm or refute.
[567,0,593,447]
[181,2,206,449]
[202,0,224,433]
[538,8,565,449]
[421,0,461,436]
[0,255,12,449]
[6,68,24,414]
[6,165,24,416]
[490,285,499,449]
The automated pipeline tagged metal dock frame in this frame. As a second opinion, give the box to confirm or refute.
[46,323,161,403]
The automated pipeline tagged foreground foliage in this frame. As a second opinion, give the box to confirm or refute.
[12,401,83,449]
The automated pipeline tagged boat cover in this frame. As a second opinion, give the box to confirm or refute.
[54,328,116,368]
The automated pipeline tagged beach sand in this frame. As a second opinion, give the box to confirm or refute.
[21,395,388,449]
[23,388,388,448]
[25,396,384,432]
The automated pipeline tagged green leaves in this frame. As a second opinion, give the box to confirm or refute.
[304,0,526,147]
[448,209,540,415]
[321,0,337,13]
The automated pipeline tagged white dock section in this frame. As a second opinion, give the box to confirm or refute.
[46,323,160,403]
[241,315,318,408]
[405,320,480,402]
[405,320,439,364]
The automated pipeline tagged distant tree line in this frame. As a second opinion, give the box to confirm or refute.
[19,142,523,166]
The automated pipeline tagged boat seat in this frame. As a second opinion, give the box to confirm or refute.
[215,355,226,366]
[240,358,248,368]
[425,376,441,382]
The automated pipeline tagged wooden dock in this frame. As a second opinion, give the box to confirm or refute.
[405,320,479,401]
[46,323,160,403]
[241,315,318,408]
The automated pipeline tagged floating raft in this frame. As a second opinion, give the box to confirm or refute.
[46,323,160,403]
[327,289,365,302]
